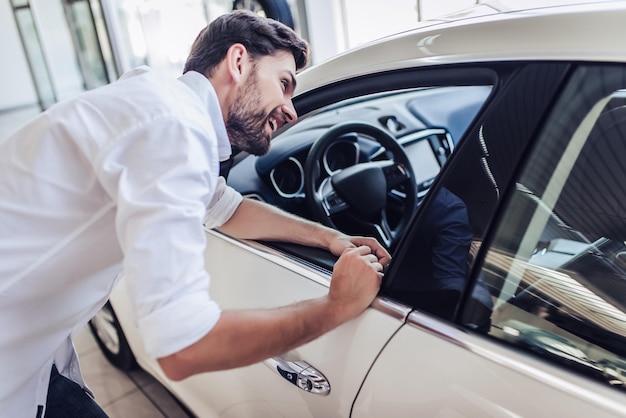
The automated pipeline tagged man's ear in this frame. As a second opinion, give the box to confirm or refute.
[225,43,248,83]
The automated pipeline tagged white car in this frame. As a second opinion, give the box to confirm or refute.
[90,2,626,416]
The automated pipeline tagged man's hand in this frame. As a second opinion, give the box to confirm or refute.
[328,234,392,267]
[327,245,385,321]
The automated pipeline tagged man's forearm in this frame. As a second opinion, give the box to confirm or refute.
[218,197,341,249]
[158,296,343,381]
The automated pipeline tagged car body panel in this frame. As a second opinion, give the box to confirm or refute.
[353,311,626,417]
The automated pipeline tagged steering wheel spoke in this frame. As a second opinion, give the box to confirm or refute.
[318,177,351,216]
[374,212,394,249]
[383,162,411,189]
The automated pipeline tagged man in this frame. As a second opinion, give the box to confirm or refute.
[0,11,390,417]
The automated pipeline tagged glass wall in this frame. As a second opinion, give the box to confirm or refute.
[1,0,113,139]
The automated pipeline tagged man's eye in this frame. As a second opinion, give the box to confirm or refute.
[281,80,288,90]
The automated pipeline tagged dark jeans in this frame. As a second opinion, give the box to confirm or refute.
[41,365,108,418]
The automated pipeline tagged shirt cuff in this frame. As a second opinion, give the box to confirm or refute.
[138,290,222,359]
[203,177,243,228]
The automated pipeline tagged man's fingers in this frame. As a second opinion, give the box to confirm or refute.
[344,237,392,266]
[364,253,378,262]
[360,251,384,274]
[342,246,385,275]
[356,245,373,254]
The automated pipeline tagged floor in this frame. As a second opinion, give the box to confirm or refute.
[74,325,193,418]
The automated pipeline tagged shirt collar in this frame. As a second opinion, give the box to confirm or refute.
[177,71,232,162]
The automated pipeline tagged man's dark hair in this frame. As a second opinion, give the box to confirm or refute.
[183,10,309,76]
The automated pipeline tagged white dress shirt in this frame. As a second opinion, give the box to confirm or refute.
[0,67,242,416]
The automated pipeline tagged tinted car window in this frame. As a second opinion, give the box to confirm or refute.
[386,64,571,322]
[468,65,626,391]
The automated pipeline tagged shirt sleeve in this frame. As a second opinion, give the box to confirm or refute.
[203,176,243,229]
[96,115,223,359]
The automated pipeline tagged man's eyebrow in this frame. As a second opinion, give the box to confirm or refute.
[288,72,297,91]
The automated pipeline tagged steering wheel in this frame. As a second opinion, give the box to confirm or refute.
[304,122,417,250]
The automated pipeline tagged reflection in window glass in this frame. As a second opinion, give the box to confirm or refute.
[380,84,493,321]
[471,67,626,392]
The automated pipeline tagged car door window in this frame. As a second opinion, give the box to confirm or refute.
[466,65,626,391]
[385,64,571,324]
[237,68,501,269]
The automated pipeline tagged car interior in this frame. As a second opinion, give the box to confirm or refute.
[226,84,493,269]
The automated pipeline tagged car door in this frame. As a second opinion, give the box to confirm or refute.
[353,63,626,416]
[160,65,512,417]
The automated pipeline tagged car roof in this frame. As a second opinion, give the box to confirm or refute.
[295,1,626,95]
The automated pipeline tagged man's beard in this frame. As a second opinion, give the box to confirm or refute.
[225,73,272,156]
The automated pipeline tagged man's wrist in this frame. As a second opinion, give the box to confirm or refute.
[320,228,347,250]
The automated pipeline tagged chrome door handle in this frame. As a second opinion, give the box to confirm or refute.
[263,357,331,395]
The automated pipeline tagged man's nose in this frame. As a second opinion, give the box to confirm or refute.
[282,102,298,123]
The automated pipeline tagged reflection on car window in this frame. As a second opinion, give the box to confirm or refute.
[388,186,493,326]
[469,66,626,392]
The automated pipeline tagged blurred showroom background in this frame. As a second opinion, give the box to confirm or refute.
[0,0,601,141]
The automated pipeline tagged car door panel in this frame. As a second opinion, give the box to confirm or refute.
[141,230,408,417]
[353,310,626,417]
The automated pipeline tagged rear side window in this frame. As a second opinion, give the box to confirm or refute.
[468,65,626,391]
